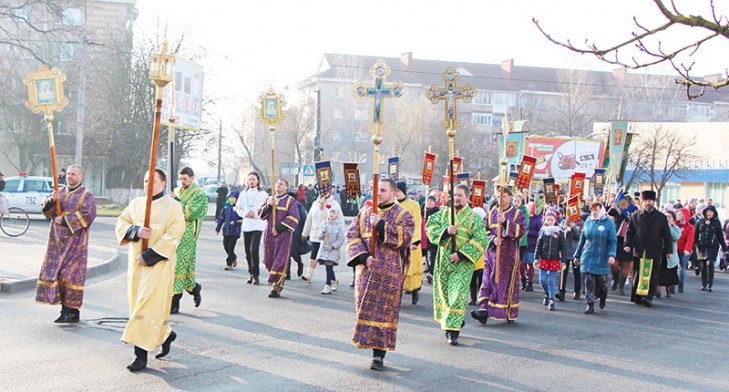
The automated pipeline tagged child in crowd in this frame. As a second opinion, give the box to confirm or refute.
[317,205,345,294]
[215,191,242,270]
[533,208,567,311]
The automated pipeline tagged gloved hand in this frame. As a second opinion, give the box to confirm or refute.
[533,261,540,269]
[560,263,567,271]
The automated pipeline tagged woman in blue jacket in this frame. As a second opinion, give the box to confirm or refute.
[573,202,617,314]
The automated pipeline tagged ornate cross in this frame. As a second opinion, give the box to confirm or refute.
[426,66,475,131]
[354,59,405,125]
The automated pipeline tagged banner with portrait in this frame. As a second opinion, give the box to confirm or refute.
[515,155,536,189]
[387,156,400,179]
[447,156,463,176]
[471,180,486,207]
[567,194,582,226]
[543,177,557,204]
[422,152,437,186]
[569,172,586,199]
[457,172,470,187]
[315,160,332,197]
[343,162,361,200]
[498,129,526,170]
[609,120,629,181]
[616,133,634,184]
[593,168,606,197]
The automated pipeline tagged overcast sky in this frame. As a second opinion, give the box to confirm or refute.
[133,0,727,141]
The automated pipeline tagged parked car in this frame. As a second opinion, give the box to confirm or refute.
[1,176,56,213]
[202,184,218,203]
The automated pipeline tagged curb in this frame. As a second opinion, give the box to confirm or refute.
[0,248,120,294]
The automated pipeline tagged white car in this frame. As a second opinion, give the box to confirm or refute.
[2,176,56,213]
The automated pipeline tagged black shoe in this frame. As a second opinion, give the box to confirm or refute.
[555,292,565,301]
[155,331,177,359]
[573,292,580,300]
[349,280,355,288]
[297,262,304,277]
[268,289,280,298]
[695,269,701,276]
[525,282,533,292]
[190,283,202,307]
[641,298,652,307]
[370,357,384,371]
[170,293,182,314]
[468,299,476,306]
[655,291,662,299]
[599,297,606,310]
[669,286,675,294]
[585,303,594,314]
[252,277,260,285]
[543,296,549,306]
[520,278,527,291]
[426,274,433,285]
[707,287,713,292]
[246,277,253,284]
[411,290,419,305]
[611,280,618,291]
[127,346,147,372]
[470,310,488,325]
[701,285,706,291]
[447,331,459,346]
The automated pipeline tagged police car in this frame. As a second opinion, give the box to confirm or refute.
[1,175,56,213]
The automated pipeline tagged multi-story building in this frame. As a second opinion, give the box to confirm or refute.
[291,52,729,188]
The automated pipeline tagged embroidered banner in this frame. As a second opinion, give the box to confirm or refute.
[422,152,437,186]
[569,172,586,199]
[471,180,486,207]
[567,194,582,226]
[515,155,536,189]
[457,172,470,187]
[543,177,557,204]
[343,162,361,200]
[315,161,332,198]
[387,156,400,179]
[609,120,629,182]
[593,168,606,197]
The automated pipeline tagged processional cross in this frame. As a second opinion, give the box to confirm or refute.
[426,66,475,252]
[353,59,405,253]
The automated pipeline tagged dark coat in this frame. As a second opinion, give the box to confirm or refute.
[625,207,672,260]
[693,205,727,260]
[291,200,311,257]
[534,226,568,262]
[215,203,242,237]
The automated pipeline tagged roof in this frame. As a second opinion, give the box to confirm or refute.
[305,53,728,104]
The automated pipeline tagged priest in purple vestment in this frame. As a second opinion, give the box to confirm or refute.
[35,165,97,323]
[259,178,300,298]
[472,186,525,324]
[346,178,414,371]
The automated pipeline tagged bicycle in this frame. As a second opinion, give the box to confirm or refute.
[0,200,30,237]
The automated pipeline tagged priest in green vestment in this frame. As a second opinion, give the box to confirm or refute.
[426,184,487,346]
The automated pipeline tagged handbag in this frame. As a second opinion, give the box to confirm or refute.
[299,239,313,256]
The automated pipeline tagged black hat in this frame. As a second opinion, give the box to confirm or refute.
[395,180,407,195]
[641,190,656,201]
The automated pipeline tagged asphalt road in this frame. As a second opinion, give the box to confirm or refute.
[1,217,728,391]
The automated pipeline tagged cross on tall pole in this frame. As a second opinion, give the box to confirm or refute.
[353,59,406,254]
[426,66,475,253]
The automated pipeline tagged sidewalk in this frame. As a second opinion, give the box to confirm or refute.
[0,216,119,293]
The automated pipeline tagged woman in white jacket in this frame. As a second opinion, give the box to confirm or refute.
[301,193,344,282]
[234,172,269,285]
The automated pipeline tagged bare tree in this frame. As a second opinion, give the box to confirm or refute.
[630,125,700,204]
[534,0,729,99]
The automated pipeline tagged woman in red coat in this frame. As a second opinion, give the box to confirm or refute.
[676,208,694,293]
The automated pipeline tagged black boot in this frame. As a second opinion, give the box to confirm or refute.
[447,330,460,346]
[520,277,527,291]
[411,290,419,305]
[525,282,533,292]
[297,260,304,277]
[584,303,594,314]
[156,330,177,359]
[127,346,147,372]
[170,293,182,314]
[54,305,69,323]
[188,283,202,307]
[611,279,618,291]
[470,309,488,325]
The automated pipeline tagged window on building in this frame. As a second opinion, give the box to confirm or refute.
[333,129,344,141]
[659,182,681,205]
[333,108,343,120]
[471,113,491,125]
[473,90,491,105]
[706,182,726,209]
[688,103,712,118]
[669,104,688,117]
[62,8,82,26]
[493,92,515,107]
[354,130,368,142]
[355,109,368,121]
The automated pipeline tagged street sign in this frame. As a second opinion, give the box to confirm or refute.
[303,164,315,177]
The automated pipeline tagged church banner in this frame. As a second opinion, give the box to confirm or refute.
[387,156,400,179]
[315,161,332,197]
[447,156,463,176]
[543,177,557,204]
[616,132,634,184]
[422,152,437,186]
[343,162,361,200]
[593,168,606,197]
[471,180,486,207]
[457,172,470,187]
[567,194,582,226]
[569,172,586,198]
[515,155,536,189]
[499,130,526,171]
[609,120,629,182]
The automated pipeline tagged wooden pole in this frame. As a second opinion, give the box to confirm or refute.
[371,123,382,255]
[142,91,163,250]
[270,123,277,234]
[448,129,456,254]
[45,115,61,216]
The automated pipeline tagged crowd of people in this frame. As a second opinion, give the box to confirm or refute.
[33,165,729,373]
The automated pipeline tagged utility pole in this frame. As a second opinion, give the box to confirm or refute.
[217,118,222,183]
[315,87,322,161]
[74,0,88,165]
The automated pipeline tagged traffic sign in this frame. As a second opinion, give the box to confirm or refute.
[303,164,315,177]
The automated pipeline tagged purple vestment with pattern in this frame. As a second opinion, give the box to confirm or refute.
[260,194,300,290]
[478,205,525,321]
[35,185,96,309]
[346,202,414,351]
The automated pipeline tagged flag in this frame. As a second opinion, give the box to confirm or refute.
[499,131,527,169]
[387,156,400,179]
[422,152,437,186]
[569,172,586,198]
[343,162,361,200]
[593,168,606,197]
[615,191,637,218]
[447,156,463,176]
[471,180,486,207]
[543,177,557,204]
[457,172,470,187]
[509,170,518,188]
[515,155,536,189]
[315,161,332,197]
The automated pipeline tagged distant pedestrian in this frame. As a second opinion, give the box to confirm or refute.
[57,168,66,185]
[693,205,726,292]
[657,210,681,297]
[676,208,694,293]
[215,182,228,219]
[317,205,345,294]
[235,172,268,285]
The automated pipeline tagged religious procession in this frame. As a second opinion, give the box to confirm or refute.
[3,2,729,390]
